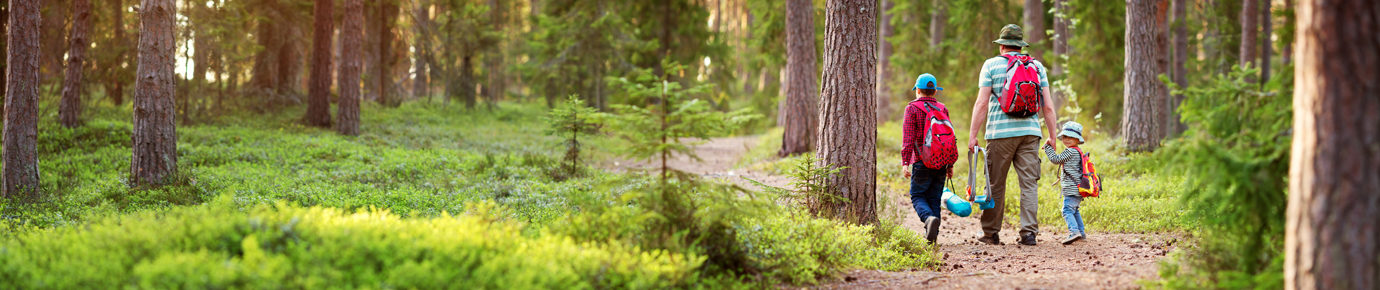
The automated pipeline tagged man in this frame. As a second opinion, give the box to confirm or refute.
[968,24,1060,246]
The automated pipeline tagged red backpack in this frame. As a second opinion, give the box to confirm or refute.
[1071,147,1103,197]
[997,54,1044,118]
[909,98,958,169]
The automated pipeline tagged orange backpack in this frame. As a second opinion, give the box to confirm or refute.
[1072,147,1102,197]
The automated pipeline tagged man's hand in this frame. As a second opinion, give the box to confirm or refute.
[1046,138,1057,148]
[969,138,980,151]
[902,165,912,178]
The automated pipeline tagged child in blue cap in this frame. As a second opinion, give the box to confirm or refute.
[900,73,958,244]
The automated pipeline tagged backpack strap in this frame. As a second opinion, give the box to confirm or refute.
[908,100,934,158]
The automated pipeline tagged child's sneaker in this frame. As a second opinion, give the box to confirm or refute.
[924,216,941,244]
[1061,233,1083,245]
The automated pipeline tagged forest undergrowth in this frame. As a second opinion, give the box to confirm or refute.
[0,98,938,288]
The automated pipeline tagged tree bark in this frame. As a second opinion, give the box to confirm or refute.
[1286,0,1380,288]
[1051,0,1069,109]
[337,0,363,136]
[1282,0,1293,65]
[131,0,177,187]
[1023,0,1045,60]
[1052,0,1069,75]
[460,54,475,109]
[1121,0,1169,152]
[875,0,893,124]
[39,0,64,85]
[1,1,8,113]
[1240,0,1258,69]
[59,0,91,128]
[929,0,945,51]
[1169,0,1187,136]
[303,0,333,127]
[412,0,429,100]
[376,1,398,106]
[485,0,503,109]
[110,0,124,105]
[251,0,285,94]
[4,0,40,199]
[1260,0,1271,82]
[817,0,878,225]
[779,0,817,157]
[1154,0,1172,138]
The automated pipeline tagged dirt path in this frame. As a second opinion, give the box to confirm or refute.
[613,136,1177,289]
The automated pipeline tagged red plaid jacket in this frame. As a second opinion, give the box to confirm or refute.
[900,97,946,166]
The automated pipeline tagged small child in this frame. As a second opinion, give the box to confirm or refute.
[1044,121,1088,245]
[901,73,956,244]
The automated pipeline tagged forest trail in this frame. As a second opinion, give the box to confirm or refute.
[618,136,1179,289]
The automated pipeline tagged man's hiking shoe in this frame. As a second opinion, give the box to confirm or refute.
[924,217,941,244]
[1018,233,1037,246]
[978,234,1002,245]
[1061,233,1084,245]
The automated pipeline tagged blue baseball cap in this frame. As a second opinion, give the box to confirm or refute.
[914,73,943,91]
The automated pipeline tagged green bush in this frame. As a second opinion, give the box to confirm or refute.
[1154,66,1291,288]
[556,177,937,286]
[0,197,700,288]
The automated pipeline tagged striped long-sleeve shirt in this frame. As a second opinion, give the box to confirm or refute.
[1044,145,1082,197]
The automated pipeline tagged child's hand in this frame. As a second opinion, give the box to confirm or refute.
[902,165,911,178]
[946,168,953,178]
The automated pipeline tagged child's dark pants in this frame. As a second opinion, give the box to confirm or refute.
[910,165,947,222]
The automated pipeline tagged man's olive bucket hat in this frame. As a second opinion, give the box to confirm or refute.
[993,24,1031,47]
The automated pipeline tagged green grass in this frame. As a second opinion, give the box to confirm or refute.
[1,99,939,287]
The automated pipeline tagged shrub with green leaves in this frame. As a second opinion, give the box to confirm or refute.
[0,198,701,288]
[1155,66,1291,288]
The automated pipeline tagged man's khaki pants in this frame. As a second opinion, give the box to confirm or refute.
[979,135,1041,238]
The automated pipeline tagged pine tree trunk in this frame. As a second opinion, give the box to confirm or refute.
[485,0,503,109]
[1240,0,1258,69]
[337,0,363,136]
[110,0,124,105]
[1051,0,1069,109]
[1169,0,1188,136]
[40,0,65,86]
[191,6,209,120]
[875,0,893,124]
[1281,0,1293,65]
[1286,1,1380,288]
[1154,0,1172,139]
[1023,0,1045,60]
[817,0,878,225]
[59,0,91,128]
[1259,0,1271,82]
[412,0,429,100]
[363,0,379,102]
[1,2,8,113]
[303,0,333,127]
[461,54,475,109]
[779,0,818,157]
[251,0,283,92]
[4,0,40,199]
[929,1,945,51]
[131,0,177,187]
[379,1,397,106]
[1121,0,1168,152]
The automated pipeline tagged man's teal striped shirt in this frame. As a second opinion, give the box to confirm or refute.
[978,51,1049,140]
